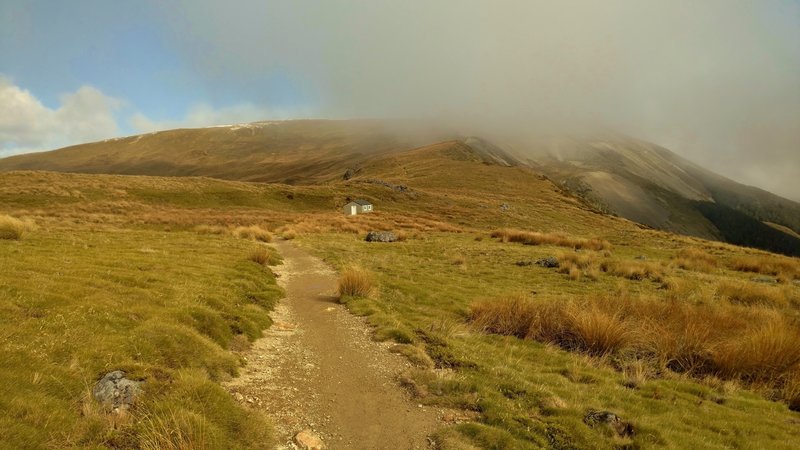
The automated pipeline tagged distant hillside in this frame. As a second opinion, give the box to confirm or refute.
[0,120,450,184]
[2,120,798,256]
[515,134,800,256]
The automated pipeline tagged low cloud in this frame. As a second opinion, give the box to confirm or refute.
[0,76,122,155]
[154,0,800,201]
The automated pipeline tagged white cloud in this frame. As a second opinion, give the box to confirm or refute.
[129,102,299,133]
[0,76,123,156]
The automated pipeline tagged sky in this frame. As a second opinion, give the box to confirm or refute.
[1,0,798,200]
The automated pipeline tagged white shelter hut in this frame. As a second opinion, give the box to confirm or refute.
[343,199,373,216]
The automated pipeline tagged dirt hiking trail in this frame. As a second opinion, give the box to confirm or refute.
[224,240,441,449]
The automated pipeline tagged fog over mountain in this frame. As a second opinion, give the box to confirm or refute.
[1,1,798,199]
[147,0,799,200]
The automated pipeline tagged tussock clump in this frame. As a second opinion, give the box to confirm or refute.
[195,224,273,242]
[194,224,228,235]
[491,228,611,251]
[337,266,373,299]
[560,251,597,268]
[716,280,789,308]
[233,225,272,242]
[673,248,718,273]
[275,226,298,240]
[469,295,541,339]
[471,296,629,356]
[564,303,629,356]
[557,251,601,281]
[567,266,582,281]
[471,292,800,401]
[0,215,30,240]
[137,405,209,450]
[713,322,800,382]
[249,247,279,266]
[730,255,800,280]
[600,259,665,281]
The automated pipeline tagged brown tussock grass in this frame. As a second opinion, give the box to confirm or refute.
[248,247,272,266]
[567,266,582,281]
[0,215,31,240]
[730,255,800,280]
[279,227,297,240]
[783,374,800,411]
[557,251,602,281]
[469,295,541,339]
[563,302,630,356]
[233,225,272,242]
[713,323,800,382]
[470,292,800,398]
[193,224,228,235]
[673,247,718,273]
[470,296,629,356]
[337,266,373,299]
[195,224,272,242]
[276,212,466,239]
[491,228,611,251]
[600,259,665,281]
[716,280,789,308]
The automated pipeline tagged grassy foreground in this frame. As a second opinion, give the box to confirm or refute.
[3,166,800,449]
[0,227,282,448]
[305,231,800,449]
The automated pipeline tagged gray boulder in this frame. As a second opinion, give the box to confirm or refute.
[536,256,560,268]
[583,409,634,437]
[365,231,398,242]
[92,371,143,411]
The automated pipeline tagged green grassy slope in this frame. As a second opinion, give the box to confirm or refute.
[1,140,799,448]
[0,225,282,448]
[301,232,800,449]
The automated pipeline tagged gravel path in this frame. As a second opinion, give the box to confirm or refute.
[224,240,441,449]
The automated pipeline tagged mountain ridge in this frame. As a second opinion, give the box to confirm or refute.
[2,120,798,255]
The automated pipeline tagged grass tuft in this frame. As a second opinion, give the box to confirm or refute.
[600,259,665,281]
[491,229,611,251]
[472,292,800,394]
[716,280,789,308]
[233,225,272,242]
[337,266,373,299]
[673,248,717,272]
[713,322,800,382]
[729,255,800,280]
[564,303,629,356]
[0,215,30,240]
[248,246,280,266]
[470,295,538,339]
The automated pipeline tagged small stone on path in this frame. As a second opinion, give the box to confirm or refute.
[295,429,326,450]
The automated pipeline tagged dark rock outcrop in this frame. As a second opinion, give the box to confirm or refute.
[343,168,357,180]
[363,179,411,193]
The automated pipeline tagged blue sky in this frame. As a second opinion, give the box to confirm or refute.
[1,0,798,199]
[0,1,315,142]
